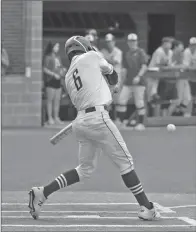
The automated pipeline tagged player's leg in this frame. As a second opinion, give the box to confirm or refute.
[28,124,99,219]
[46,87,55,125]
[176,80,191,116]
[146,77,160,103]
[100,111,160,220]
[132,85,146,130]
[115,85,131,123]
[53,87,64,124]
[182,80,192,117]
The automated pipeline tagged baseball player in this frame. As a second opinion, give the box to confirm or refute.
[184,37,196,69]
[28,36,160,221]
[85,33,102,56]
[101,33,124,113]
[101,34,123,90]
[169,40,191,116]
[147,37,173,104]
[180,37,196,117]
[116,33,148,131]
[85,28,99,51]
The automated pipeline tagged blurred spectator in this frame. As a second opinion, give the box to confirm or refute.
[183,37,196,69]
[182,37,196,117]
[85,29,99,51]
[101,33,123,115]
[85,34,101,55]
[170,40,192,117]
[172,40,184,66]
[43,42,65,125]
[116,33,148,130]
[1,46,9,77]
[148,37,173,104]
[101,33,122,76]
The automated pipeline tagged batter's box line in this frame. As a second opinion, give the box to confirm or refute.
[0,215,187,220]
[2,224,196,229]
[2,210,139,214]
[2,202,139,205]
[154,202,176,213]
[2,215,196,226]
[2,202,176,214]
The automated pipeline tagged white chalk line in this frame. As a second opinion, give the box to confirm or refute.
[178,217,196,226]
[2,202,138,206]
[2,202,175,214]
[2,224,196,228]
[154,202,176,213]
[170,204,196,209]
[2,210,139,214]
[1,215,177,219]
[3,214,196,226]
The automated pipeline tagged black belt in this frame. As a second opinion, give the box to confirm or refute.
[85,106,108,113]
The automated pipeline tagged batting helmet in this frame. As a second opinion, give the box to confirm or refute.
[65,36,93,56]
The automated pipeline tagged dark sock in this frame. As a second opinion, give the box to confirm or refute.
[117,112,126,122]
[138,115,144,124]
[43,169,80,198]
[122,170,152,209]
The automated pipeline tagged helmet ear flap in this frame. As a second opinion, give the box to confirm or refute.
[87,45,94,51]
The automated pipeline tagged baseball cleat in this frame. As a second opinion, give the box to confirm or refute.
[28,187,46,220]
[138,202,161,220]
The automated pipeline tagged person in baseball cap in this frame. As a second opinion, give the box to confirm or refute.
[189,37,196,45]
[127,33,138,51]
[183,37,196,69]
[105,33,116,51]
[86,29,98,42]
[127,33,138,41]
[85,28,99,51]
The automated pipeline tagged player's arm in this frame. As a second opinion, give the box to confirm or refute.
[149,50,162,68]
[183,49,191,68]
[138,50,148,77]
[133,50,148,85]
[98,55,118,85]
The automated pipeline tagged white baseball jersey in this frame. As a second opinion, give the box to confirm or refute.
[149,47,173,68]
[65,51,113,111]
[183,47,196,68]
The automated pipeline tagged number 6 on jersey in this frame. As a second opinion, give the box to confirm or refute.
[73,69,82,91]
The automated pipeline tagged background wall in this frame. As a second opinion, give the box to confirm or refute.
[2,0,43,127]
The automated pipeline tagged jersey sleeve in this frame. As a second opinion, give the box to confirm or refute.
[149,49,162,67]
[140,49,148,65]
[97,52,114,75]
[168,50,173,65]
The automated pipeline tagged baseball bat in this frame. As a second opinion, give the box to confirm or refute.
[50,123,73,145]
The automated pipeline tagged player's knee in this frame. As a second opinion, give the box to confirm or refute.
[75,164,96,180]
[120,164,135,176]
